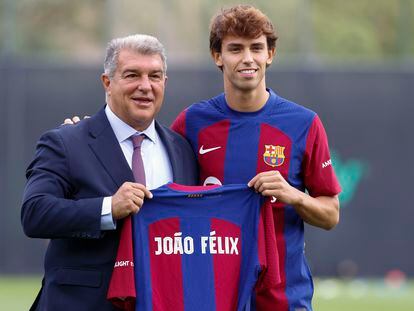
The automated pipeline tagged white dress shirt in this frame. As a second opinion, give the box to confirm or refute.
[101,105,173,230]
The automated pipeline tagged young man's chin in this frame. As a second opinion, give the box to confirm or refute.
[234,81,261,92]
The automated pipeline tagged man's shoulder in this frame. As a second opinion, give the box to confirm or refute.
[40,109,105,142]
[47,117,90,138]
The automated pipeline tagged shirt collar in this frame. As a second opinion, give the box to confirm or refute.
[105,105,157,144]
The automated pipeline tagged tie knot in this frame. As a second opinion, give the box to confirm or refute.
[131,134,145,149]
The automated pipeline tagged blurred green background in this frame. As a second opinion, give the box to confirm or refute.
[1,0,413,64]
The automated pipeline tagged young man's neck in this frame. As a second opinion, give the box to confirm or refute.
[224,85,269,113]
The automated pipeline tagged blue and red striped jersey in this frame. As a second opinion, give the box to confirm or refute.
[171,89,341,310]
[108,183,280,311]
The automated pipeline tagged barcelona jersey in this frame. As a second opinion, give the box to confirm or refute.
[171,89,341,310]
[108,183,280,311]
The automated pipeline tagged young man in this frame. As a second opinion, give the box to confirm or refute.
[22,34,197,311]
[171,5,341,310]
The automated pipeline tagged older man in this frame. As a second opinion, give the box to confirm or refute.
[21,34,197,311]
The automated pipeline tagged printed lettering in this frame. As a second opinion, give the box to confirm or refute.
[201,236,208,254]
[155,237,163,255]
[163,237,173,255]
[209,231,217,254]
[200,231,239,255]
[155,233,194,255]
[229,237,239,255]
[154,232,239,255]
[114,260,134,268]
[173,232,184,255]
[322,159,332,168]
[183,237,194,254]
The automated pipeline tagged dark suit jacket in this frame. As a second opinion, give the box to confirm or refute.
[21,107,198,311]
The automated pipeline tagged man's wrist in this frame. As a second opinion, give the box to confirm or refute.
[101,196,116,230]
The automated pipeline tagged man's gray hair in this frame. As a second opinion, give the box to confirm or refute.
[103,34,167,78]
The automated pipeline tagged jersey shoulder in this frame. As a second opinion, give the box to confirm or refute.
[268,89,317,121]
[186,93,227,116]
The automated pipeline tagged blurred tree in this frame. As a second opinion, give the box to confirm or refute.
[6,0,106,60]
[0,0,412,64]
[312,0,413,61]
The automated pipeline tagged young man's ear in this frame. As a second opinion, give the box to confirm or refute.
[212,51,223,69]
[266,47,276,66]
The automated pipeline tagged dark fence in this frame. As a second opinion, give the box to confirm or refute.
[1,61,413,277]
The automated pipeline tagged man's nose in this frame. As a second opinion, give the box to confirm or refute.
[242,49,254,64]
[138,76,151,92]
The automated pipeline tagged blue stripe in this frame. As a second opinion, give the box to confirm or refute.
[134,215,153,311]
[181,218,216,311]
[224,120,260,183]
[237,194,261,310]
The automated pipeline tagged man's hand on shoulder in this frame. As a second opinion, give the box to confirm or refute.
[62,115,90,125]
[111,182,153,220]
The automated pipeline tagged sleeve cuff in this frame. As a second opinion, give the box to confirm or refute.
[101,196,116,230]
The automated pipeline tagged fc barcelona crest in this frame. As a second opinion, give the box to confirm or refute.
[263,145,285,167]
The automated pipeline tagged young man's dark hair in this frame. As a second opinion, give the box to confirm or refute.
[209,4,278,54]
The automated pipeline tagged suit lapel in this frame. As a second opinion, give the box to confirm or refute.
[88,108,134,188]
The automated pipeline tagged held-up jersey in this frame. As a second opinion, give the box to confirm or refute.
[108,183,280,311]
[171,89,341,311]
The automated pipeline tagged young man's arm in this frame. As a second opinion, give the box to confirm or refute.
[248,171,339,230]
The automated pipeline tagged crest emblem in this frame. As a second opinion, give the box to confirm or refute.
[263,145,285,167]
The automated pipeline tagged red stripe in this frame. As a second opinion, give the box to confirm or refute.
[257,200,281,288]
[269,207,289,311]
[255,123,290,310]
[303,116,341,197]
[211,218,241,311]
[107,216,136,311]
[149,218,184,311]
[256,123,291,178]
[198,120,230,185]
[170,109,187,137]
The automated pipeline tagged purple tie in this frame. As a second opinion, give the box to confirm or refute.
[131,134,146,185]
[111,134,146,299]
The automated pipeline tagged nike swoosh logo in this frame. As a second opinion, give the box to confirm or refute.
[199,145,222,155]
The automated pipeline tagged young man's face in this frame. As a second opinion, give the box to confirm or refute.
[213,35,275,94]
[102,49,167,131]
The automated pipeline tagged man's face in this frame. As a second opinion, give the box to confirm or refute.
[102,49,167,131]
[213,35,275,93]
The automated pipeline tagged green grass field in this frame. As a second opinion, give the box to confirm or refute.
[313,278,414,311]
[0,276,413,310]
[0,276,41,311]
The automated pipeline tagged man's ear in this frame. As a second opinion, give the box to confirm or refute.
[101,74,111,95]
[212,51,223,68]
[266,47,276,66]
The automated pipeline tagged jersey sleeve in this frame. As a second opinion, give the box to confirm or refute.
[170,109,187,137]
[254,199,281,309]
[303,115,341,197]
[107,216,136,311]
